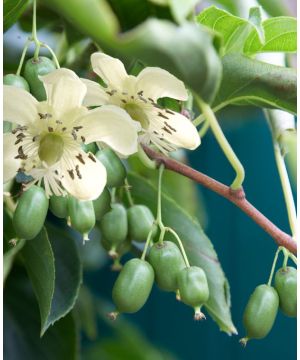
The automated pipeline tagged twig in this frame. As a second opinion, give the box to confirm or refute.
[142,145,297,255]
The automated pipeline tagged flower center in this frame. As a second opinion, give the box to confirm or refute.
[124,103,149,129]
[38,133,64,166]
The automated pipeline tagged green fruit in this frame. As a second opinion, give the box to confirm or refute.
[111,258,154,315]
[68,197,95,241]
[127,205,156,242]
[100,203,128,247]
[13,185,49,240]
[23,56,56,101]
[177,266,209,320]
[240,284,279,345]
[95,148,126,187]
[93,187,111,221]
[49,195,68,218]
[275,267,297,317]
[148,241,185,292]
[4,74,30,91]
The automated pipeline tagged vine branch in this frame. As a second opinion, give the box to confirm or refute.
[142,145,297,255]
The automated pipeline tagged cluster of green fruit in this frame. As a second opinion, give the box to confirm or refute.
[110,240,209,320]
[4,56,56,101]
[241,266,296,345]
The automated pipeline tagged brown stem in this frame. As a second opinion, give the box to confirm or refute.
[142,145,297,255]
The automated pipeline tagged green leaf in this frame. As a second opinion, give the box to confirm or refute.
[244,16,297,55]
[4,0,30,31]
[197,6,296,55]
[197,6,253,55]
[128,173,237,334]
[4,240,26,284]
[21,224,82,335]
[21,228,55,336]
[213,53,296,114]
[119,19,222,104]
[4,268,78,360]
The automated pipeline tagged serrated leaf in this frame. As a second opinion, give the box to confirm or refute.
[244,16,297,55]
[4,0,30,31]
[197,6,296,56]
[4,268,78,360]
[213,53,296,114]
[128,173,237,334]
[45,222,82,332]
[21,228,55,336]
[21,224,82,335]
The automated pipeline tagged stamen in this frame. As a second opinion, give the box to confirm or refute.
[68,169,75,180]
[137,90,144,96]
[158,112,169,120]
[166,109,175,115]
[88,153,96,162]
[73,126,83,131]
[76,153,85,164]
[48,127,54,132]
[162,126,172,135]
[164,121,176,132]
[121,99,127,104]
[71,130,77,140]
[75,165,82,179]
[81,136,86,143]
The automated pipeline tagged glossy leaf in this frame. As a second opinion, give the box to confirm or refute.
[128,173,237,334]
[4,0,30,31]
[4,268,78,360]
[21,228,55,336]
[244,17,297,55]
[213,54,296,114]
[21,224,82,335]
[45,223,82,331]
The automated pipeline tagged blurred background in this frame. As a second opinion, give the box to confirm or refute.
[3,0,296,359]
[80,106,296,360]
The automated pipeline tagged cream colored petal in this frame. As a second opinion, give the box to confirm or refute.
[60,150,107,201]
[91,52,128,89]
[4,133,21,182]
[77,105,140,157]
[149,110,200,150]
[40,68,87,117]
[4,85,38,125]
[81,78,109,106]
[136,67,188,101]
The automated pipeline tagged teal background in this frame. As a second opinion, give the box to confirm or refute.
[85,108,296,360]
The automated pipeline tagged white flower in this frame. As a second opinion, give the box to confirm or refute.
[82,53,200,153]
[4,68,140,200]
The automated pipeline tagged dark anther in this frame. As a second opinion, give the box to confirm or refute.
[48,127,54,132]
[68,169,75,180]
[88,153,96,162]
[158,112,169,120]
[76,153,85,164]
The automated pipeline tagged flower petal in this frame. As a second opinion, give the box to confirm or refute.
[4,133,21,182]
[81,78,109,107]
[60,151,107,201]
[148,110,200,150]
[4,85,38,125]
[77,105,140,156]
[40,68,87,117]
[91,52,128,89]
[136,67,188,101]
